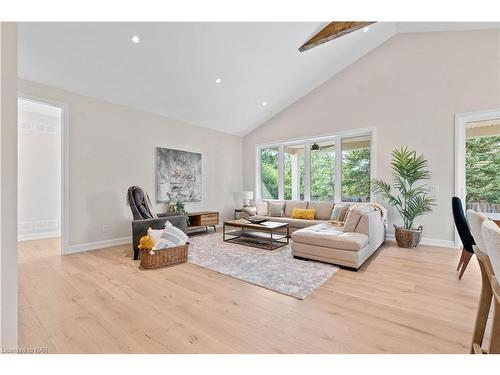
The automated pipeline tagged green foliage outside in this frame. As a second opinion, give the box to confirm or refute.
[342,148,371,201]
[261,146,371,202]
[466,136,500,204]
[261,148,279,199]
[310,151,335,200]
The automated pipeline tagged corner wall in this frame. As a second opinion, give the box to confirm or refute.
[0,22,18,348]
[243,30,500,244]
[18,80,243,251]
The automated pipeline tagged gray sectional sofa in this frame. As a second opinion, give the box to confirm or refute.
[242,200,386,270]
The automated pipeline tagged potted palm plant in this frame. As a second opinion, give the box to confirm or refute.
[371,147,435,248]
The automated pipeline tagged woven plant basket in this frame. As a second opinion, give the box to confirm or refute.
[394,225,423,248]
[140,243,189,269]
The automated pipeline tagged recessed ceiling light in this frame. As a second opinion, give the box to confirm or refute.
[363,27,370,33]
[215,78,222,84]
[262,101,268,107]
[131,35,140,44]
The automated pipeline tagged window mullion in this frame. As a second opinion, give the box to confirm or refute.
[304,141,311,201]
[278,144,284,200]
[335,137,342,202]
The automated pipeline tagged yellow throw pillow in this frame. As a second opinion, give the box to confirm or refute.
[291,208,316,220]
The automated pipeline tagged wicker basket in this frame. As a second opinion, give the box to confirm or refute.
[140,243,189,269]
[394,225,423,248]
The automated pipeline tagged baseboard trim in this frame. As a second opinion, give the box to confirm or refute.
[18,231,61,242]
[386,233,457,249]
[65,236,131,254]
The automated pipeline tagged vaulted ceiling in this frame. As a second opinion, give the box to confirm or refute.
[18,22,499,136]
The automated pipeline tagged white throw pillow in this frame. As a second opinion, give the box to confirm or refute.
[154,221,189,250]
[147,227,163,244]
[148,221,188,250]
[255,201,268,216]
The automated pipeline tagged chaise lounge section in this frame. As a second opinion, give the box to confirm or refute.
[292,205,386,270]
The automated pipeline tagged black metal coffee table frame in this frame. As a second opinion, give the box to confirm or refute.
[222,220,289,250]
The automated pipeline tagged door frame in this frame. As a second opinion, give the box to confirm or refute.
[454,108,500,247]
[18,94,70,255]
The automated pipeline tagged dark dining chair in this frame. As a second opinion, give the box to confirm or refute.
[452,197,476,279]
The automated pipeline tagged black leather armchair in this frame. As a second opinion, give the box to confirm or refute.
[127,186,187,260]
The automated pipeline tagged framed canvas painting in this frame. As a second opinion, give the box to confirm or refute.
[155,147,202,203]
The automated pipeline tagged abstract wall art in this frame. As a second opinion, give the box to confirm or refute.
[155,147,202,203]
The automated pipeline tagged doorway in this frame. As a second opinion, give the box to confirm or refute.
[17,96,68,254]
[455,109,500,246]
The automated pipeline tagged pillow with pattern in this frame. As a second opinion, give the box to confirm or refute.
[148,221,188,250]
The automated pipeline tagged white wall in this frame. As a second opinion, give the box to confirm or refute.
[18,79,243,251]
[18,104,61,240]
[243,30,500,244]
[0,22,18,348]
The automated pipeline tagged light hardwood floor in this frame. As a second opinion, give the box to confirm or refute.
[18,237,482,353]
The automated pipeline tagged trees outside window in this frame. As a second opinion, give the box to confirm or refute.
[342,137,371,202]
[260,147,279,199]
[466,135,500,212]
[257,132,372,202]
[310,141,335,201]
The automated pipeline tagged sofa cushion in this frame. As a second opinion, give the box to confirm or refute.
[255,201,268,216]
[268,201,285,217]
[307,201,334,220]
[284,200,308,217]
[291,223,368,251]
[291,208,316,220]
[343,204,376,233]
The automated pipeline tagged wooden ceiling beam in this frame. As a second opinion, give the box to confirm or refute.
[299,21,376,52]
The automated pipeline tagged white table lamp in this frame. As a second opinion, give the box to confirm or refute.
[242,191,254,207]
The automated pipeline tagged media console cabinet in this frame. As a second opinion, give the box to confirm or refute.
[187,211,219,233]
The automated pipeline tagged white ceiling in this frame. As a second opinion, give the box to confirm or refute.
[18,22,500,136]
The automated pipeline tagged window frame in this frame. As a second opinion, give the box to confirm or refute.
[255,128,375,202]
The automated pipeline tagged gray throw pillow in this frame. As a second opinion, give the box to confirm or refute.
[337,204,352,222]
[269,202,285,217]
[331,204,350,221]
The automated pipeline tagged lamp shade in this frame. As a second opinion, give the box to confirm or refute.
[242,191,254,200]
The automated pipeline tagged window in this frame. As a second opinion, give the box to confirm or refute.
[465,119,500,213]
[341,136,371,202]
[260,147,279,199]
[310,140,335,201]
[284,144,305,200]
[256,130,372,202]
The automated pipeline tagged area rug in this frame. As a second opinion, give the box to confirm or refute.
[187,232,338,299]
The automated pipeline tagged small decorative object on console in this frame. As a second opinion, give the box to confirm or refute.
[245,216,269,224]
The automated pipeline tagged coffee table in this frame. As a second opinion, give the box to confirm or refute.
[223,219,289,250]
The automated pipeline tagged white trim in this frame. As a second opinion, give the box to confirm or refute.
[18,94,70,255]
[278,144,284,200]
[334,139,342,202]
[454,108,500,247]
[386,233,457,249]
[18,231,60,242]
[66,237,131,254]
[254,127,375,149]
[303,140,311,201]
